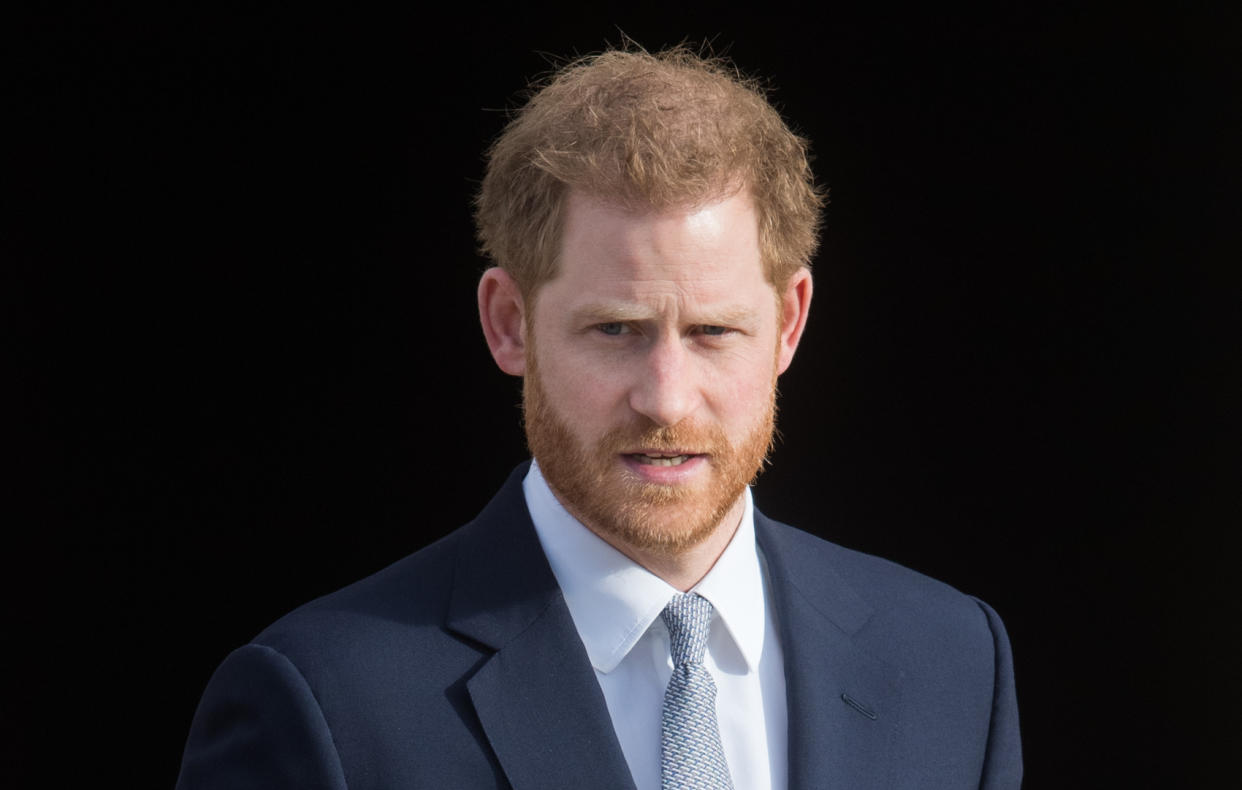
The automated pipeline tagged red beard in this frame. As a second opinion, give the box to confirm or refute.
[523,349,777,555]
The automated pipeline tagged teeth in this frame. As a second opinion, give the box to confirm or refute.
[636,454,690,466]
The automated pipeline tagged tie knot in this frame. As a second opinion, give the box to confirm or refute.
[661,592,714,666]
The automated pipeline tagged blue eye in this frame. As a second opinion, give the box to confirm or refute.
[700,325,729,336]
[597,322,625,336]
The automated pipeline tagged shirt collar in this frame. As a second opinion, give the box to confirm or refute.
[523,460,767,674]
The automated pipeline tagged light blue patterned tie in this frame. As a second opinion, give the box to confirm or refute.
[661,593,734,789]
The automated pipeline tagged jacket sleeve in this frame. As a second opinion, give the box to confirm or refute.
[972,598,1023,789]
[176,643,349,790]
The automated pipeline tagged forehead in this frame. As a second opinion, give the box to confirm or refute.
[553,190,765,295]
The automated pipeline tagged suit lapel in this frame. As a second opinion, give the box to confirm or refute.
[445,468,902,788]
[756,512,905,790]
[446,465,636,790]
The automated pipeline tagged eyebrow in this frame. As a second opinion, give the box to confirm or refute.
[571,302,759,328]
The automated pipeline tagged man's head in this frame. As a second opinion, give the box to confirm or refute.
[475,46,822,572]
[475,46,824,303]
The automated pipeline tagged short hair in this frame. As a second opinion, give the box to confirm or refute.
[474,45,825,302]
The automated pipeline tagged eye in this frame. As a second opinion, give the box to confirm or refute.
[699,325,730,336]
[596,322,627,336]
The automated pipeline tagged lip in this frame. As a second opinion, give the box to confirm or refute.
[620,451,708,484]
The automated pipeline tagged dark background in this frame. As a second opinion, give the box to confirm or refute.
[7,4,1239,786]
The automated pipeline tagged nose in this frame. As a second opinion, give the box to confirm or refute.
[628,335,700,427]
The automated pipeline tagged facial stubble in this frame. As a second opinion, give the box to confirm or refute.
[523,348,778,556]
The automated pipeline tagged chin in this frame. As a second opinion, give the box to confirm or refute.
[574,480,744,555]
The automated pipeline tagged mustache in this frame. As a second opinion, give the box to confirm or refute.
[597,420,731,456]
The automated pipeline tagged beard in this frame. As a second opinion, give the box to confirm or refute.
[522,351,778,555]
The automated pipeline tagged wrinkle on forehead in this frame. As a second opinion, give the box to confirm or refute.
[575,242,757,309]
[542,188,771,327]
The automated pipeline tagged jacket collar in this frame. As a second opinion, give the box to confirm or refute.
[445,463,903,790]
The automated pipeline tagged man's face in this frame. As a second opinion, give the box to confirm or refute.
[522,190,800,556]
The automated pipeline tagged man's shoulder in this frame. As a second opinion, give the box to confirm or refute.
[764,517,973,599]
[250,526,469,668]
[247,466,535,675]
[757,514,1006,670]
[755,516,1021,786]
[178,493,531,789]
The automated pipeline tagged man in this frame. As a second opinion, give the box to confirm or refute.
[177,46,1021,789]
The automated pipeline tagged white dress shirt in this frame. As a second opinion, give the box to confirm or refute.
[524,461,788,790]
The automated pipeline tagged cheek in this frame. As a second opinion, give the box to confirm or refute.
[548,354,618,398]
[707,354,778,409]
[541,357,626,428]
[722,381,774,425]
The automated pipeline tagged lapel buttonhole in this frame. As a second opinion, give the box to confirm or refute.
[841,692,878,720]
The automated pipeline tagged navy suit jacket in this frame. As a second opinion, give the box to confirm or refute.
[177,464,1021,788]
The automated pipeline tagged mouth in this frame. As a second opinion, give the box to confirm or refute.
[627,452,696,467]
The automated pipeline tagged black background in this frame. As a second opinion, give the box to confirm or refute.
[7,4,1239,786]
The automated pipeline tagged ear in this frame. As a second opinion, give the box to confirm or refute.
[478,267,527,376]
[775,267,813,375]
